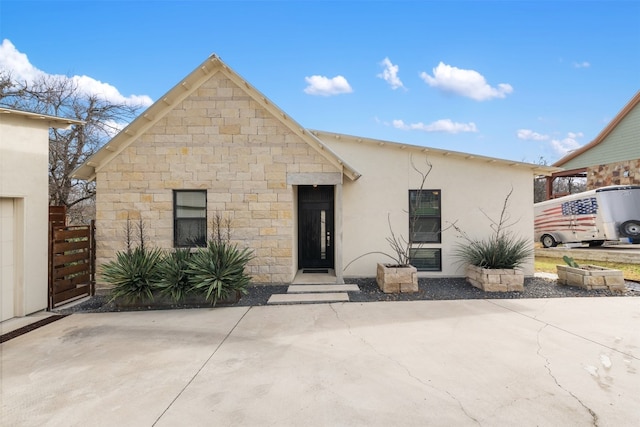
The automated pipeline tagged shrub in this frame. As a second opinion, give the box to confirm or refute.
[156,248,193,301]
[101,246,165,303]
[454,233,532,269]
[187,241,254,305]
[453,188,533,270]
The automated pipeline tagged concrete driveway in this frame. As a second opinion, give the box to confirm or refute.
[2,298,639,426]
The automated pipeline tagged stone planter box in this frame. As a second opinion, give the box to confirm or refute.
[465,265,524,292]
[113,290,242,310]
[556,265,625,291]
[376,263,418,293]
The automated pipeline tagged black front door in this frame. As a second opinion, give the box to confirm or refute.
[298,186,334,269]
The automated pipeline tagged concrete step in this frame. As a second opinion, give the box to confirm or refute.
[287,284,360,293]
[267,292,350,305]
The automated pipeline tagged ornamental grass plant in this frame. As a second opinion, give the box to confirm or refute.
[454,232,532,269]
[453,188,533,270]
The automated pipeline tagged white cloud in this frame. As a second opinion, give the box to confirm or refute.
[393,118,478,134]
[420,62,513,101]
[0,39,44,82]
[573,61,591,68]
[0,39,153,107]
[550,132,584,156]
[304,75,353,96]
[517,129,549,141]
[377,57,405,90]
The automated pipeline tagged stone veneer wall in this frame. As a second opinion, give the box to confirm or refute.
[95,72,339,286]
[465,265,524,292]
[587,159,640,189]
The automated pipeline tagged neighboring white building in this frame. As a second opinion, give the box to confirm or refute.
[73,55,557,287]
[0,108,82,321]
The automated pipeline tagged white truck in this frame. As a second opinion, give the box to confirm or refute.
[534,185,640,248]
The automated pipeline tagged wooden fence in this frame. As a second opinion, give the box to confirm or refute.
[48,207,95,308]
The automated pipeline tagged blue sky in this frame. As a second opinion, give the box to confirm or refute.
[1,0,638,164]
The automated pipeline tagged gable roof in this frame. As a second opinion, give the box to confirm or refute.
[312,130,561,176]
[553,90,640,167]
[72,54,361,182]
[0,107,84,129]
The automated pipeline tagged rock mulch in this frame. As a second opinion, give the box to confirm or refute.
[54,277,638,314]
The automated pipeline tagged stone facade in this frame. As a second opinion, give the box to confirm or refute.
[465,265,524,292]
[556,265,625,291]
[376,263,418,293]
[587,159,640,189]
[95,72,339,286]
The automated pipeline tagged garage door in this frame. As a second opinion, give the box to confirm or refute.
[1,198,15,321]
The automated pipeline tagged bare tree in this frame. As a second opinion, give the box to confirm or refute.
[0,71,144,223]
[533,156,548,203]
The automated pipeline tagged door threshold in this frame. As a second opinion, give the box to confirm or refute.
[293,269,337,285]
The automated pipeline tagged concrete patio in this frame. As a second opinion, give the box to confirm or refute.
[1,297,639,426]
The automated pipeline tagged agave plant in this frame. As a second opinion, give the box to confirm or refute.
[156,248,193,301]
[187,241,254,305]
[453,233,532,269]
[101,246,165,303]
[452,188,532,270]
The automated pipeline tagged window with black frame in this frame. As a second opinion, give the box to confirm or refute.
[409,189,442,271]
[174,190,207,247]
[409,247,441,271]
[409,190,441,243]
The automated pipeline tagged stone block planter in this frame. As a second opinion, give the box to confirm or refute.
[556,265,625,291]
[376,263,418,293]
[465,265,524,292]
[113,290,242,310]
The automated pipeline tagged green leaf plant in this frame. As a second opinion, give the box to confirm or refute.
[452,188,533,270]
[187,241,254,306]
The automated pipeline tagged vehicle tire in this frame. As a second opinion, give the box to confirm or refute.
[588,240,604,247]
[619,220,640,238]
[541,234,557,248]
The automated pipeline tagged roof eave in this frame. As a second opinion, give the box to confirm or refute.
[310,129,561,176]
[0,107,85,129]
[553,90,640,167]
[72,54,361,182]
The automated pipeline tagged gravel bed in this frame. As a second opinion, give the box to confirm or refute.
[54,277,638,314]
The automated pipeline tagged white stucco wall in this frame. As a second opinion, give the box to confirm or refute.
[0,114,50,318]
[322,136,535,278]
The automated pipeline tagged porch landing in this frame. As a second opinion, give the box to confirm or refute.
[267,270,360,304]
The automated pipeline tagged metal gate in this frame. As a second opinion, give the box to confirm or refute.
[48,207,95,308]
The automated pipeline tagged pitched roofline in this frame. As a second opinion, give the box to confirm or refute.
[553,90,640,167]
[72,54,360,181]
[311,129,562,176]
[0,107,85,129]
